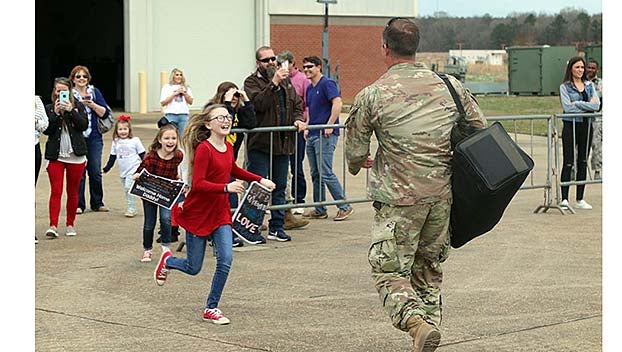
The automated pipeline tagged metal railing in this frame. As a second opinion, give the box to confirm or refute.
[230,112,602,216]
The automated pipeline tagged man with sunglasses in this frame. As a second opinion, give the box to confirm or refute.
[243,46,307,243]
[345,18,485,352]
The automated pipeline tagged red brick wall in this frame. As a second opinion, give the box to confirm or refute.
[271,24,386,104]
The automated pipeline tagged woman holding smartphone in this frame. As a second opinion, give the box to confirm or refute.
[160,68,194,137]
[70,65,112,214]
[43,77,89,238]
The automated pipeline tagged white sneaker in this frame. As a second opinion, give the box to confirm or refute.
[559,199,569,208]
[292,207,304,215]
[574,200,593,210]
[66,226,77,236]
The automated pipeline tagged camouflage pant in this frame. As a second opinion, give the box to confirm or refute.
[590,118,602,172]
[368,198,451,332]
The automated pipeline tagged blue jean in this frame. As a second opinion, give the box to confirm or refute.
[79,135,104,210]
[166,226,233,309]
[306,134,351,214]
[165,113,189,137]
[246,149,288,231]
[142,200,171,249]
[289,131,307,204]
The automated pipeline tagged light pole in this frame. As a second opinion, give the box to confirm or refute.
[317,0,337,77]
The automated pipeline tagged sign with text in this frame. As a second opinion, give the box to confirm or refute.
[129,169,184,209]
[232,181,271,243]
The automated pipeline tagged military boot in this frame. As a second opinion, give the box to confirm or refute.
[406,315,441,352]
[284,209,309,230]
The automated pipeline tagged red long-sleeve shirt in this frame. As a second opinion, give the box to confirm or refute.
[175,140,262,236]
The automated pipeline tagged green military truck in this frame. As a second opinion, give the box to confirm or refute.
[444,56,467,82]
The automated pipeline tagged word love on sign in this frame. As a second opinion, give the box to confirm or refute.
[231,181,271,244]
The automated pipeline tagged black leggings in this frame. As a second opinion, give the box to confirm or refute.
[561,120,593,201]
[35,142,42,186]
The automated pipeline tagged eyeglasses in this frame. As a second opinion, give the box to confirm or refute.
[75,74,89,79]
[258,56,277,63]
[302,64,316,70]
[209,115,234,123]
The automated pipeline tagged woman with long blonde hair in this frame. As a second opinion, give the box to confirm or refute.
[160,68,194,137]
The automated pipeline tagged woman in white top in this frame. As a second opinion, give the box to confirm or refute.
[160,68,194,137]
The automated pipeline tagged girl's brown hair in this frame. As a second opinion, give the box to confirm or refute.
[112,116,133,140]
[562,56,587,83]
[148,124,179,153]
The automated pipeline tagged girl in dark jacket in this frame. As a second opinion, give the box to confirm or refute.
[43,77,89,238]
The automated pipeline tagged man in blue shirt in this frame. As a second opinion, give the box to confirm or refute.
[302,56,354,221]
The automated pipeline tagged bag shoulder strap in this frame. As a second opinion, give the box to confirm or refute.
[435,72,466,119]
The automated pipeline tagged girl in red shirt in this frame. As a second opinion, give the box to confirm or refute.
[153,104,275,325]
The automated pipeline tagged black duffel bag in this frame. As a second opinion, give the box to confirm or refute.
[450,122,534,248]
[436,73,535,248]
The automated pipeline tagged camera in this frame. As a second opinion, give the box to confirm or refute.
[233,92,241,98]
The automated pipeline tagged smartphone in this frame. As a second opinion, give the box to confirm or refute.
[82,94,92,102]
[59,91,70,104]
[282,60,289,70]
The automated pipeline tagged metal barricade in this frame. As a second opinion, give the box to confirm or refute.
[230,112,599,216]
[231,123,369,212]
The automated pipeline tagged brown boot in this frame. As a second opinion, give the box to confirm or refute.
[406,315,441,352]
[284,209,310,230]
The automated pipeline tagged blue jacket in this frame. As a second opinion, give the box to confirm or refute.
[559,81,600,122]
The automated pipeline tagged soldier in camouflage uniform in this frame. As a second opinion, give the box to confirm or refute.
[586,59,602,179]
[345,18,485,352]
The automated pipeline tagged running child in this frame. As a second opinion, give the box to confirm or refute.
[153,104,275,325]
[132,124,183,262]
[102,115,146,217]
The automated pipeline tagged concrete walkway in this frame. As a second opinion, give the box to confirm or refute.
[35,112,602,351]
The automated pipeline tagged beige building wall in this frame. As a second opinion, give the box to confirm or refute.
[124,0,262,112]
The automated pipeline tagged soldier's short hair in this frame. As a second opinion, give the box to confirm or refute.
[383,17,420,58]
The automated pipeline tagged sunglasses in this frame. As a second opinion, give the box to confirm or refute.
[209,114,234,123]
[258,56,277,63]
[75,74,89,79]
[302,64,316,70]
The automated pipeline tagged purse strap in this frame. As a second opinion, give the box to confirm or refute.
[435,72,466,121]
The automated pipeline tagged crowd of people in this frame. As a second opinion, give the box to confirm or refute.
[34,47,358,325]
[34,18,602,351]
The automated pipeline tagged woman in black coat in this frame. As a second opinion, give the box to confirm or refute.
[42,77,89,238]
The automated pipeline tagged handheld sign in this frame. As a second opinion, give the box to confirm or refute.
[129,169,185,209]
[232,181,272,245]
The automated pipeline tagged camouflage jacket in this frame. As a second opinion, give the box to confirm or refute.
[345,62,486,205]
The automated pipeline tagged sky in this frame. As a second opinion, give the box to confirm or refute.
[418,0,603,17]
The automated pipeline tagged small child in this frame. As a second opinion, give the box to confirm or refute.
[133,124,183,262]
[153,104,275,325]
[102,115,145,217]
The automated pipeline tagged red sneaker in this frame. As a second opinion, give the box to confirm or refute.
[154,250,172,286]
[203,308,230,325]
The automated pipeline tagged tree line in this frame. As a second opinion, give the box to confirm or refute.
[416,7,602,52]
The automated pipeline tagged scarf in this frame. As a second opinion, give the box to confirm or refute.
[58,125,74,158]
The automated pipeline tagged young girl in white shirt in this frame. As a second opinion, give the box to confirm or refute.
[102,115,146,217]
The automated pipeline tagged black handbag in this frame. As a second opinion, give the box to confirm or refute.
[437,73,535,248]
